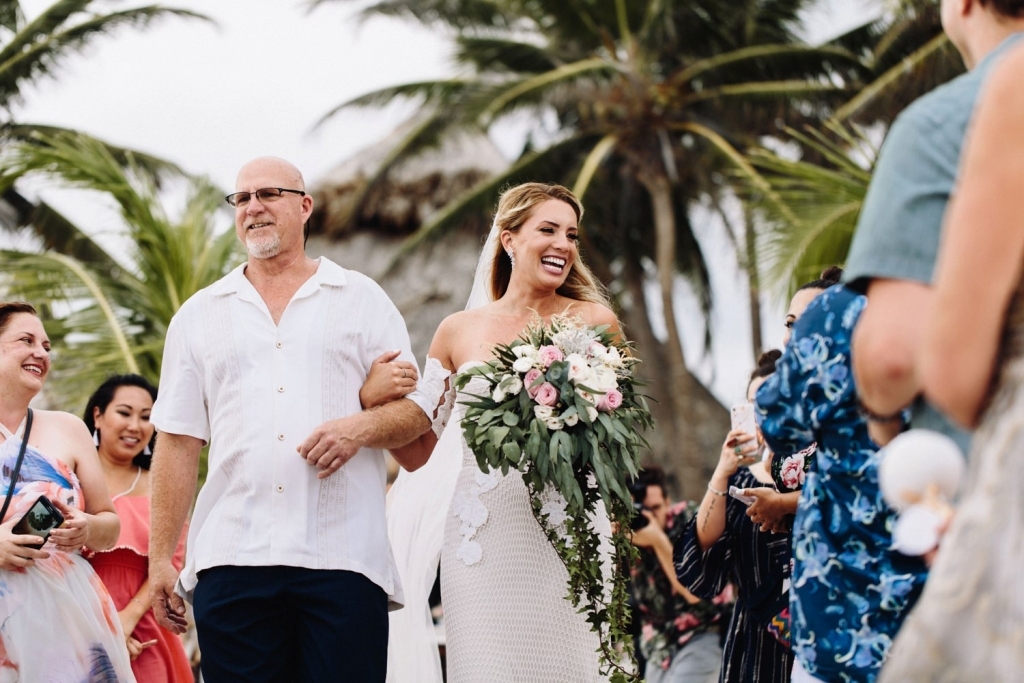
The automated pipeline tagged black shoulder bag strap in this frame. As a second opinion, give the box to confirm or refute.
[1,408,34,523]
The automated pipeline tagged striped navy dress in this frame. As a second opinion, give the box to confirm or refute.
[674,468,794,682]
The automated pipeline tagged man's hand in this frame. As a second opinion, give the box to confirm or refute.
[745,488,798,533]
[0,517,50,570]
[360,351,419,409]
[48,499,90,552]
[150,558,187,634]
[629,512,667,548]
[298,414,368,479]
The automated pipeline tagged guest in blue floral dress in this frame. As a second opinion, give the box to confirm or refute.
[755,284,929,683]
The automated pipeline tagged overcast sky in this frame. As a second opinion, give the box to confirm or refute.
[14,0,881,405]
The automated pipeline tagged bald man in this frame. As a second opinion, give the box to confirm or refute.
[148,157,432,682]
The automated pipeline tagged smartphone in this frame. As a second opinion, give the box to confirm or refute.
[730,402,757,437]
[729,485,756,506]
[12,495,64,548]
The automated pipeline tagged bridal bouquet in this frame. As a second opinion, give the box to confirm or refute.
[456,313,652,681]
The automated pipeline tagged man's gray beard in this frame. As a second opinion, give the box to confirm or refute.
[246,232,282,260]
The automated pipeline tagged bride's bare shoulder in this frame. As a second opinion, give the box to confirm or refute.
[562,299,618,327]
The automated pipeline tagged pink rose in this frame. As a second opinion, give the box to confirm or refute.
[596,388,623,412]
[524,368,543,397]
[537,345,563,367]
[533,382,558,407]
[780,455,806,489]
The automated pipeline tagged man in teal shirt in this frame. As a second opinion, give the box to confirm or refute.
[845,0,1024,454]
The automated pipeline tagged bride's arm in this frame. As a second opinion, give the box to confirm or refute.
[921,50,1024,428]
[388,316,459,470]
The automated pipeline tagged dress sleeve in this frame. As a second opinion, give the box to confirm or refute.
[421,357,455,437]
[674,511,733,600]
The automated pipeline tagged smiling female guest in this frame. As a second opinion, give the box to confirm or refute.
[84,375,192,683]
[0,302,133,681]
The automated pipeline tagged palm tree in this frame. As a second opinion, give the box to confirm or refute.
[312,0,865,495]
[0,130,242,412]
[741,0,965,297]
[0,0,204,119]
[1,0,208,243]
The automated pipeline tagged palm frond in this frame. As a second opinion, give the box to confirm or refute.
[0,4,209,110]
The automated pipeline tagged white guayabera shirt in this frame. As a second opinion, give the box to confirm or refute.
[152,257,432,608]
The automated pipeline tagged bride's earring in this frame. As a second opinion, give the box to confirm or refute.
[507,250,516,269]
[93,429,100,447]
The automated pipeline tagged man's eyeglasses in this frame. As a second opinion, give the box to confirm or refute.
[225,187,305,208]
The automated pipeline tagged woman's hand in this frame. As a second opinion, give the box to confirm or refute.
[126,636,157,661]
[48,499,90,552]
[360,351,419,409]
[714,429,760,481]
[0,517,50,570]
[745,489,800,533]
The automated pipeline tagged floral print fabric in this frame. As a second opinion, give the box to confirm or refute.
[755,285,928,683]
[630,501,726,670]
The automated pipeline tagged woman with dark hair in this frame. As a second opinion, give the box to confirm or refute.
[84,374,192,683]
[675,351,794,683]
[0,302,133,681]
[744,267,846,534]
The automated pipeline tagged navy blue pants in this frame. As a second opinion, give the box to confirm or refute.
[193,565,388,683]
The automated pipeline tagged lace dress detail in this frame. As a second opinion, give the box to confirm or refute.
[421,357,455,437]
[439,367,606,682]
[879,279,1024,682]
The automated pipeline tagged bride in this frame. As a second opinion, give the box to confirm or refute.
[386,182,619,682]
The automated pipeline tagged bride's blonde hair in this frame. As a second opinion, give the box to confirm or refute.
[488,183,611,307]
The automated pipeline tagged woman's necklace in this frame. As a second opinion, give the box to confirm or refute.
[111,466,142,502]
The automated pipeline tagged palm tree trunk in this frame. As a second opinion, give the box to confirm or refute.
[744,207,764,361]
[640,171,710,499]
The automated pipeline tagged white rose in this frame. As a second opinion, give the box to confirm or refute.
[591,366,617,392]
[565,353,592,384]
[576,388,595,404]
[602,346,623,367]
[512,344,537,358]
[513,356,535,373]
[586,406,599,422]
[500,375,523,396]
[543,417,564,431]
[492,387,507,403]
[534,405,555,420]
[564,412,580,427]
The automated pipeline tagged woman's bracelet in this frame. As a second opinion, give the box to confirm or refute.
[707,483,727,497]
[130,597,147,608]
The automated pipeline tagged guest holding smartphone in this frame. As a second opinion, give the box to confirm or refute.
[0,302,133,681]
[84,374,193,682]
[674,351,794,683]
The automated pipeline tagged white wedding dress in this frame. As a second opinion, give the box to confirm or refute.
[437,364,606,683]
[386,221,609,682]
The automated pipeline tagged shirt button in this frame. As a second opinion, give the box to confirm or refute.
[278,434,285,441]
[276,341,283,348]
[276,485,284,492]
[277,386,285,393]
